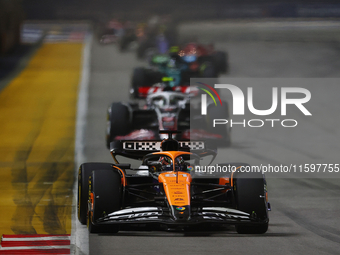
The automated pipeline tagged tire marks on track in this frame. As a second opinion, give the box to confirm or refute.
[0,43,82,235]
[275,178,340,245]
[280,207,340,244]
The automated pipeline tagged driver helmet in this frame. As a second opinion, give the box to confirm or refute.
[182,55,197,63]
[181,43,198,63]
[175,156,184,165]
[175,156,187,171]
[159,156,173,171]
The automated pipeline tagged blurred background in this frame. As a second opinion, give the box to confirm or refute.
[2,0,340,57]
[20,0,340,21]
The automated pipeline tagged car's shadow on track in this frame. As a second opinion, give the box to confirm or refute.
[98,231,299,238]
[97,225,299,238]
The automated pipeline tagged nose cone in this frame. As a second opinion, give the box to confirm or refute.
[171,205,191,221]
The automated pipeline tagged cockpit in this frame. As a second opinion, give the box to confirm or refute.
[147,92,187,109]
[142,152,199,173]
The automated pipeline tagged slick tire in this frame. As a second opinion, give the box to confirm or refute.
[87,169,122,233]
[206,101,231,147]
[78,163,113,225]
[201,62,218,78]
[213,51,228,74]
[131,67,148,99]
[106,102,131,149]
[234,171,269,234]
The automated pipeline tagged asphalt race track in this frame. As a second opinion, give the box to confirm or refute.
[83,21,340,255]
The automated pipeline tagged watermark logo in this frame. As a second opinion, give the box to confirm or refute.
[214,84,311,116]
[196,82,222,115]
[195,82,312,128]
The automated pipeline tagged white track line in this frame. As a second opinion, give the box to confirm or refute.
[71,29,93,255]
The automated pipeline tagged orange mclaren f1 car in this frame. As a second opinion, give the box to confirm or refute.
[77,131,270,234]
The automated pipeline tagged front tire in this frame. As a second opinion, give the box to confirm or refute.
[78,163,113,225]
[87,169,122,233]
[234,171,269,234]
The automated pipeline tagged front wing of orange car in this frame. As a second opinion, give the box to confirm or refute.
[93,206,268,226]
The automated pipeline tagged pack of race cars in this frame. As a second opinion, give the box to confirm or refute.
[106,40,231,147]
[79,17,270,234]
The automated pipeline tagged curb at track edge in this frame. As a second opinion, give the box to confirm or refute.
[71,29,93,255]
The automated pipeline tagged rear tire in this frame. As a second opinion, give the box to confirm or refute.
[130,68,162,98]
[131,67,148,98]
[234,171,268,234]
[87,169,122,233]
[201,62,218,77]
[78,163,113,225]
[206,101,231,147]
[106,103,131,148]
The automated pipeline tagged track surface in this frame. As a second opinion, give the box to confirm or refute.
[84,22,340,255]
[0,43,82,236]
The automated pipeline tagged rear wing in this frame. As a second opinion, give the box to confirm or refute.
[109,140,216,161]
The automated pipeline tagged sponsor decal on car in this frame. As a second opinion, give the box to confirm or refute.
[176,207,186,211]
[187,166,194,171]
[123,141,204,150]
